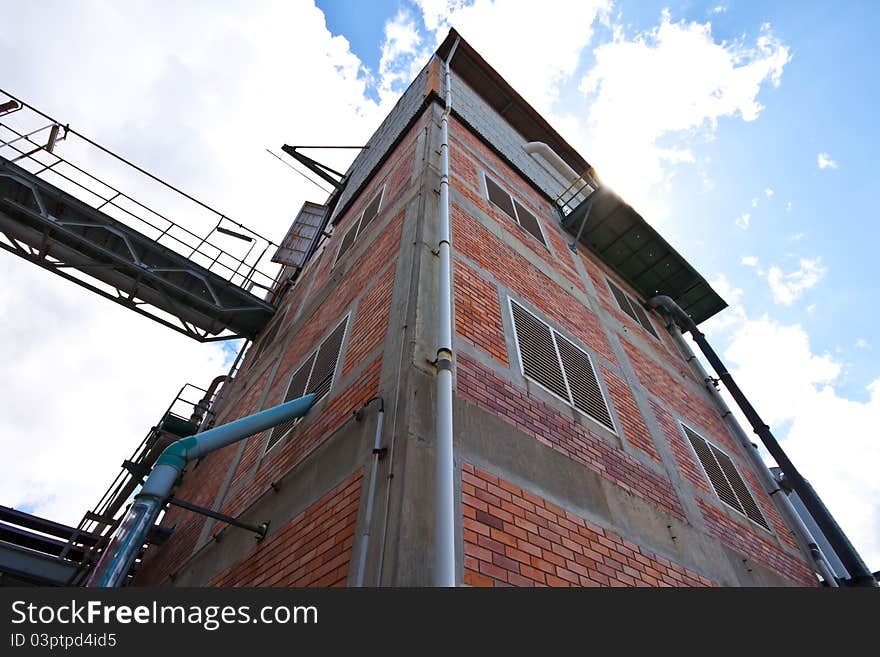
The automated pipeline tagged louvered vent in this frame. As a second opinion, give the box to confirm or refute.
[607,280,659,339]
[266,352,315,452]
[264,315,349,453]
[510,300,615,432]
[556,334,614,431]
[306,316,348,401]
[511,301,567,399]
[711,445,770,529]
[485,174,547,247]
[684,425,769,529]
[336,222,359,263]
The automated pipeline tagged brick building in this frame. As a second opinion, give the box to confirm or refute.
[134,30,820,587]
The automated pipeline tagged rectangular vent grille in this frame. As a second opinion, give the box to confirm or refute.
[607,279,659,339]
[510,300,614,432]
[683,425,769,529]
[485,174,547,247]
[265,315,349,452]
[335,186,385,265]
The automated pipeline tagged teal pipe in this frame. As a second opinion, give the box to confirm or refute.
[87,393,316,587]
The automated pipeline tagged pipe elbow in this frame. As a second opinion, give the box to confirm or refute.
[155,436,199,471]
[646,295,698,334]
[523,141,580,186]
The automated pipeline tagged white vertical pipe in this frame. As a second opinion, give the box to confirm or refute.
[434,37,459,587]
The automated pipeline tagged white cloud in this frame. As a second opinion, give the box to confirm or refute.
[786,200,793,212]
[856,338,869,349]
[741,255,759,267]
[377,8,431,105]
[736,212,751,229]
[766,257,827,305]
[575,13,790,219]
[416,0,611,114]
[817,152,838,170]
[764,187,774,197]
[751,197,759,208]
[711,4,727,14]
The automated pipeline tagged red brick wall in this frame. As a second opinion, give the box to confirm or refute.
[462,462,713,587]
[652,400,808,575]
[343,263,396,377]
[209,469,363,587]
[623,338,738,454]
[449,118,583,294]
[453,206,614,364]
[454,260,508,366]
[458,354,685,521]
[697,499,817,586]
[599,364,661,462]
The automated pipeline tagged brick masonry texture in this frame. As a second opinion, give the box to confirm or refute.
[343,262,396,377]
[209,470,363,587]
[461,462,713,587]
[453,206,614,365]
[697,499,817,586]
[221,210,402,500]
[458,353,685,521]
[454,259,509,366]
[599,364,661,462]
[622,337,739,455]
[449,118,584,294]
[652,400,806,569]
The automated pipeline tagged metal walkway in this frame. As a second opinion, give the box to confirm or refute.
[0,91,280,341]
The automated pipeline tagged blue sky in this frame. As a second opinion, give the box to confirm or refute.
[1,0,877,574]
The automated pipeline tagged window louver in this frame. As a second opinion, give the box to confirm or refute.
[683,425,769,529]
[266,352,315,452]
[556,334,614,430]
[511,302,567,400]
[510,300,615,432]
[607,280,659,339]
[335,186,385,265]
[484,174,547,247]
[306,317,348,400]
[265,315,349,453]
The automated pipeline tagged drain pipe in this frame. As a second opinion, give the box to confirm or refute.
[355,396,384,587]
[87,393,316,588]
[663,320,838,586]
[434,36,460,587]
[647,295,875,586]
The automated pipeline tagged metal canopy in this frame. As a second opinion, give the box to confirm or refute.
[563,189,727,325]
[0,155,276,341]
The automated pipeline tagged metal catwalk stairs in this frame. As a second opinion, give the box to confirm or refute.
[0,91,280,341]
